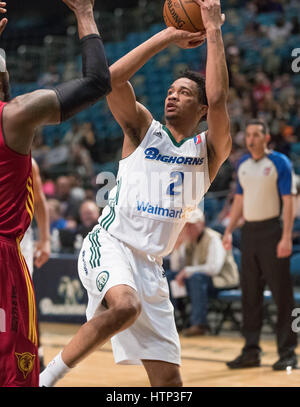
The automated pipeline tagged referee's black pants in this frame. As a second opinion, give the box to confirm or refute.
[240,217,297,358]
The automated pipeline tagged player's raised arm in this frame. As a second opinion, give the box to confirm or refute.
[195,0,231,182]
[2,0,111,155]
[107,28,206,147]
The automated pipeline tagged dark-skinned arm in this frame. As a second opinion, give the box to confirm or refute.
[32,158,51,268]
[2,0,111,155]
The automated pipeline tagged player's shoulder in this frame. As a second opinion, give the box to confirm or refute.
[267,150,292,170]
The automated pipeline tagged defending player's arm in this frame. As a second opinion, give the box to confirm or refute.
[2,0,111,155]
[32,159,51,269]
[107,28,206,149]
[195,0,231,182]
[0,2,7,35]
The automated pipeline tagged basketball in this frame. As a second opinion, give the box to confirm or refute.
[163,0,205,33]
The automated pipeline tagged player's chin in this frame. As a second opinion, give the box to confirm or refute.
[165,111,179,121]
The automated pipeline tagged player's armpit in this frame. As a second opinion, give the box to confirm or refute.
[2,89,61,154]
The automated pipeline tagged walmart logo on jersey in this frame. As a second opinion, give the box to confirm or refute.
[136,201,196,220]
[144,147,204,166]
[137,200,184,219]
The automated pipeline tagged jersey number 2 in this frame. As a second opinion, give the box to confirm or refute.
[167,171,184,196]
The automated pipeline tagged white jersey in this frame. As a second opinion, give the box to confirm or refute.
[98,119,211,257]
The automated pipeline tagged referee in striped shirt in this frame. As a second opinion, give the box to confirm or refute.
[223,119,298,371]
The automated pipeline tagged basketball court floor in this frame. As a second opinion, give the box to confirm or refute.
[40,322,300,387]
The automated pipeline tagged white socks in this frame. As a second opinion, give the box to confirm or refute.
[39,351,71,387]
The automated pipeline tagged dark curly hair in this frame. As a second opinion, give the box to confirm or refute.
[177,69,207,106]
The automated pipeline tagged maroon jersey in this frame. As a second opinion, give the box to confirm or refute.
[0,101,34,240]
[0,101,39,386]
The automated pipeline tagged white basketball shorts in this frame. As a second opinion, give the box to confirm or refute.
[78,226,181,366]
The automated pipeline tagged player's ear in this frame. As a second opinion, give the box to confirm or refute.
[198,105,208,119]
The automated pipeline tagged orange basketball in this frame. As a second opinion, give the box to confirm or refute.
[163,0,205,33]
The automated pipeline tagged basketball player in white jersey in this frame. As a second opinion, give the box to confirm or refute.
[40,0,231,387]
[21,158,50,370]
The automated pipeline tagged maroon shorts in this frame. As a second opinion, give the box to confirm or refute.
[0,236,39,387]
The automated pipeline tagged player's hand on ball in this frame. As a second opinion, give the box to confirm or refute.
[167,27,206,49]
[62,0,95,13]
[0,2,7,36]
[194,0,225,31]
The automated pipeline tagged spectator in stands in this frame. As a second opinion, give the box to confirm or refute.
[41,173,56,198]
[169,209,239,337]
[69,140,95,178]
[38,64,61,88]
[252,72,272,111]
[223,119,298,371]
[48,199,67,233]
[267,16,292,42]
[254,0,284,14]
[58,199,100,253]
[62,120,83,146]
[32,128,50,169]
[290,16,300,35]
[76,200,100,239]
[55,175,83,222]
[237,21,262,51]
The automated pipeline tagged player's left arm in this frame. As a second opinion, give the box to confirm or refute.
[32,158,51,268]
[195,0,231,182]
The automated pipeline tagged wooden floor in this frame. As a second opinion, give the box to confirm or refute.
[40,322,300,387]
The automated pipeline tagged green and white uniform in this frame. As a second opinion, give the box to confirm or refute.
[78,119,210,365]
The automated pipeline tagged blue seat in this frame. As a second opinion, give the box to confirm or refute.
[217,289,241,302]
[290,143,300,155]
[256,12,281,27]
[294,292,300,304]
[293,245,300,254]
[291,253,300,277]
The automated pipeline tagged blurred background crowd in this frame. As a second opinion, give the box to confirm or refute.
[3,0,300,254]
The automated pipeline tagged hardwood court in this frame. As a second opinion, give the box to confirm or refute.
[40,322,300,387]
